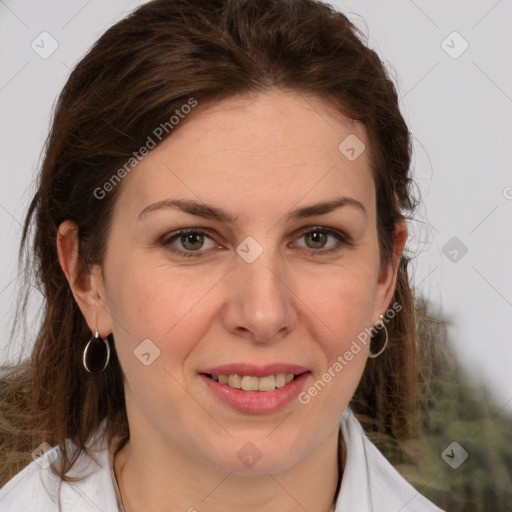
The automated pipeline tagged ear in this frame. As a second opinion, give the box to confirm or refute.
[56,220,112,338]
[372,216,408,323]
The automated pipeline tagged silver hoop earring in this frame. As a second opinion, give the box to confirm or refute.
[83,331,111,373]
[368,314,388,359]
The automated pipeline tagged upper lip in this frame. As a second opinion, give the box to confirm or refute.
[199,363,309,377]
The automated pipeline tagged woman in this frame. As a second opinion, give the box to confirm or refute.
[0,0,444,510]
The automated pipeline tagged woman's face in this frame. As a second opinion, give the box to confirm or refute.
[94,88,403,473]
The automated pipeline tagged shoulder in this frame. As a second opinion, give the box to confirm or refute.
[336,408,445,511]
[0,430,118,512]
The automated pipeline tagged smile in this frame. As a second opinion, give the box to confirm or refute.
[199,369,311,414]
[205,373,299,392]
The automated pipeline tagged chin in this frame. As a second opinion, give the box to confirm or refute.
[205,437,305,475]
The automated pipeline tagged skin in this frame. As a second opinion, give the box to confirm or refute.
[57,88,407,512]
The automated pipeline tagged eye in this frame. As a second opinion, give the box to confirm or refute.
[293,226,351,257]
[160,226,351,258]
[161,228,217,257]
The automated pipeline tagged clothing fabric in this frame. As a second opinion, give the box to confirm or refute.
[0,407,444,511]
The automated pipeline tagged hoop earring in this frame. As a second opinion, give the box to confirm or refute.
[83,331,111,373]
[368,314,388,359]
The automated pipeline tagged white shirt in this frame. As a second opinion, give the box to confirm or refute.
[0,407,444,511]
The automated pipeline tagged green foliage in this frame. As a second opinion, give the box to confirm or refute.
[389,298,512,511]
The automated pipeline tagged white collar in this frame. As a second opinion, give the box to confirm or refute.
[334,407,443,511]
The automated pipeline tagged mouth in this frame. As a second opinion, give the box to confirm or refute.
[198,366,311,414]
[202,372,305,392]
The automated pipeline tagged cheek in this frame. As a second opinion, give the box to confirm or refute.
[307,257,378,340]
[105,259,219,363]
[105,264,207,424]
[300,260,376,405]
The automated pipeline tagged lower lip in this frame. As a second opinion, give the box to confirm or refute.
[199,373,310,414]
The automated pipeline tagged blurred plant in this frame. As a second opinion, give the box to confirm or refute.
[369,296,512,511]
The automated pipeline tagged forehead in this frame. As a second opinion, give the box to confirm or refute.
[115,89,375,224]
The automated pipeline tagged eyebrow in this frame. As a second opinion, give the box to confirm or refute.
[137,195,367,223]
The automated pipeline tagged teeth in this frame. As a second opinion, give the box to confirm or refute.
[227,374,242,389]
[241,376,259,391]
[275,373,286,388]
[257,375,275,391]
[209,372,299,392]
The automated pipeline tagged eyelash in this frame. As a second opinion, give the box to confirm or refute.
[159,226,352,259]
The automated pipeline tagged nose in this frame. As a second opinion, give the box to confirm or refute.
[221,247,298,343]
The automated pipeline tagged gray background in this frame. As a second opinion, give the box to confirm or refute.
[0,0,511,416]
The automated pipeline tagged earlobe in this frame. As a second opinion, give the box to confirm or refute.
[56,220,111,336]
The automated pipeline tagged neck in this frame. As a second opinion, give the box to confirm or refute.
[112,420,342,512]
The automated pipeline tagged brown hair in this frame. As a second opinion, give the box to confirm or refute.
[0,0,419,485]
